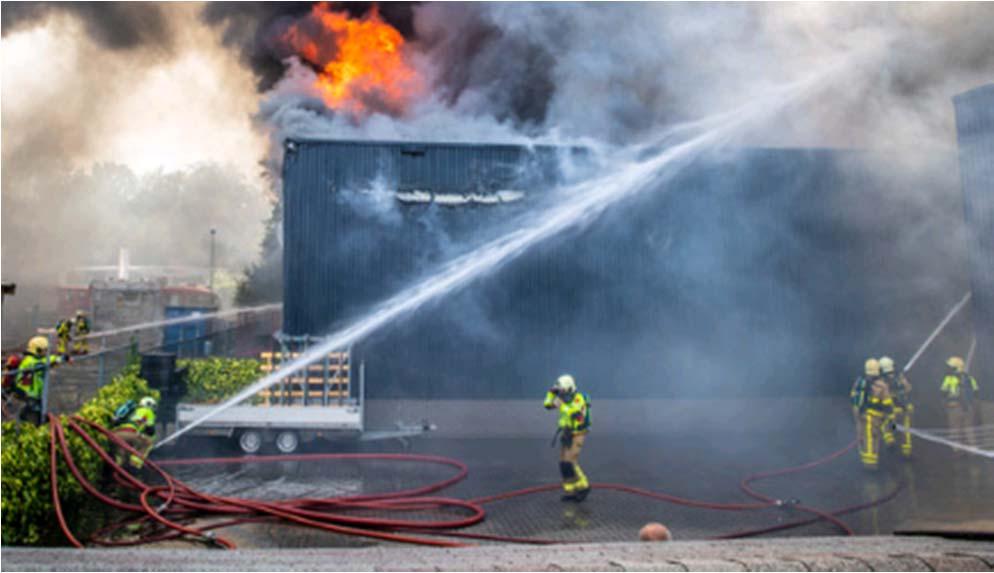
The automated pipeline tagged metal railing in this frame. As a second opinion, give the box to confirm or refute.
[2,305,282,422]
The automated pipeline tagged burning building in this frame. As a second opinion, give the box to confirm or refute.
[281,139,972,405]
[953,83,994,383]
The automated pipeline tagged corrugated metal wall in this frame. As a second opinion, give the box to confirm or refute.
[954,84,994,384]
[283,140,968,399]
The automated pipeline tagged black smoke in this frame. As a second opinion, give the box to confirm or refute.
[1,1,174,53]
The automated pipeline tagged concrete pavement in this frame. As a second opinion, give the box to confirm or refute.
[3,536,993,571]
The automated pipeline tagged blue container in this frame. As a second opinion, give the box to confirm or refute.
[163,306,214,357]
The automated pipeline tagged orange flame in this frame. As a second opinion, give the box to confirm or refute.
[283,3,422,116]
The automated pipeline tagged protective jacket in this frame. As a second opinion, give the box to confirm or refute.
[118,406,157,436]
[16,353,64,399]
[75,317,90,334]
[850,376,892,413]
[941,373,979,404]
[886,372,912,406]
[56,320,72,338]
[544,390,591,433]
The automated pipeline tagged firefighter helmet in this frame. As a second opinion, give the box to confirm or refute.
[556,374,576,394]
[27,336,49,355]
[139,397,158,410]
[878,356,896,375]
[864,358,881,377]
[76,309,87,317]
[946,356,965,373]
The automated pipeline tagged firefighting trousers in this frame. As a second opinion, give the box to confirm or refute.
[113,428,153,470]
[559,432,589,493]
[946,403,976,448]
[57,334,71,355]
[72,336,88,354]
[884,403,914,457]
[858,409,885,469]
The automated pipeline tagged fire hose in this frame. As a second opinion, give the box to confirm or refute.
[47,413,901,549]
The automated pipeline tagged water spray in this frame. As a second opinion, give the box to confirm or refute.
[966,335,978,371]
[902,291,972,373]
[156,57,862,449]
[81,303,281,340]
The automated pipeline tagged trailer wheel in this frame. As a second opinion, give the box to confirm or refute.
[238,430,263,454]
[275,430,299,454]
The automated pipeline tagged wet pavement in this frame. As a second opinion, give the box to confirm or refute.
[158,416,994,548]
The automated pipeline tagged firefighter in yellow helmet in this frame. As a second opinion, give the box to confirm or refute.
[544,374,591,501]
[72,310,90,355]
[879,356,913,458]
[850,358,892,469]
[55,318,73,355]
[112,396,158,470]
[940,356,980,450]
[14,336,69,425]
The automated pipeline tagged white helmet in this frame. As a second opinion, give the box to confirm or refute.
[139,397,157,410]
[878,356,895,375]
[556,374,576,394]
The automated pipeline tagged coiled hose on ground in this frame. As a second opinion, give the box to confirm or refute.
[47,414,902,549]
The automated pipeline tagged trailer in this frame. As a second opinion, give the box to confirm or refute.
[174,345,433,454]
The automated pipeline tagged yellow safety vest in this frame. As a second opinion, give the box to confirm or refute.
[120,406,157,435]
[544,391,591,433]
[941,373,979,403]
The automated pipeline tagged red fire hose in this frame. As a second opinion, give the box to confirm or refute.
[47,415,898,549]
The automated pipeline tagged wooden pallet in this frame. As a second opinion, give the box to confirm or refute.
[258,350,350,406]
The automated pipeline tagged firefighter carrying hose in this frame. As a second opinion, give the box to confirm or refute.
[940,356,980,449]
[112,396,158,470]
[850,358,893,469]
[544,374,591,501]
[73,310,90,355]
[879,356,913,458]
[14,336,69,425]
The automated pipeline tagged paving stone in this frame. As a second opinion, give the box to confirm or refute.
[735,558,809,571]
[798,556,873,571]
[679,559,748,571]
[920,554,990,571]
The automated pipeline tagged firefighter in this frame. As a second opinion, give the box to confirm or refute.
[112,397,158,470]
[850,358,892,469]
[55,318,73,355]
[940,356,980,450]
[14,336,69,425]
[72,310,90,355]
[544,374,592,501]
[879,356,913,458]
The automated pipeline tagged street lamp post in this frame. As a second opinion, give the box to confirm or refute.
[209,228,217,292]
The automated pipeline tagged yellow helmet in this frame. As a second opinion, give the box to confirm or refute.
[27,336,50,355]
[864,358,880,377]
[556,374,577,394]
[946,356,965,372]
[878,356,895,375]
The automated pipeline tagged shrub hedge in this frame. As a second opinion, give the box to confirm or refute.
[0,372,158,545]
[179,357,262,404]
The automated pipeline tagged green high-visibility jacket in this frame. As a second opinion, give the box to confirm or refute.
[941,373,979,403]
[16,353,63,399]
[544,390,591,433]
[120,406,157,436]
